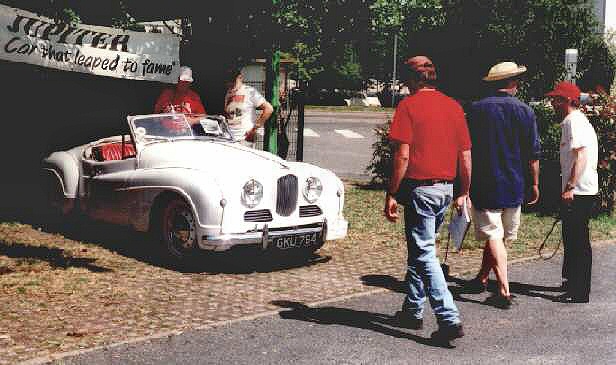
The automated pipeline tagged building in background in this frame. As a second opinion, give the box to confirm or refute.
[139,20,184,35]
[242,58,296,102]
[593,0,616,36]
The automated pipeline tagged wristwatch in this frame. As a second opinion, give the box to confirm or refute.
[564,182,575,191]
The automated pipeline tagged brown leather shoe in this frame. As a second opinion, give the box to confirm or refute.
[554,293,589,303]
[394,311,424,330]
[486,294,514,309]
[431,323,464,343]
[463,277,488,294]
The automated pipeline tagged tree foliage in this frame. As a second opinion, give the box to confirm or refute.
[408,0,615,100]
[279,0,615,103]
[585,94,616,214]
[3,0,615,99]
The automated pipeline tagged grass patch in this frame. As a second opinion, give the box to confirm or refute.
[590,214,616,239]
[338,182,405,250]
[305,105,395,113]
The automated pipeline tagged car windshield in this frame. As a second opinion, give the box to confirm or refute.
[129,114,234,143]
[193,115,234,141]
[131,114,193,141]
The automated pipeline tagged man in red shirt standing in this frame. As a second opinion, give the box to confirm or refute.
[154,66,206,115]
[384,55,472,344]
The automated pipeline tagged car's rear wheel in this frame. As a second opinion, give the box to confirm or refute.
[160,198,198,261]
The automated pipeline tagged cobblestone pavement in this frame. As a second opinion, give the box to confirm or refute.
[0,220,613,364]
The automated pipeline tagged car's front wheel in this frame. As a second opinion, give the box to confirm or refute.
[160,198,198,261]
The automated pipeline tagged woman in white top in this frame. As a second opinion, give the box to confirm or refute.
[224,67,273,147]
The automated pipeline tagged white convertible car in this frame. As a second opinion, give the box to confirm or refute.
[42,113,348,260]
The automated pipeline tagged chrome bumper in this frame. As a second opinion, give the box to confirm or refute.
[199,221,326,252]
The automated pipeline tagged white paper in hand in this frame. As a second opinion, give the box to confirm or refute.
[448,199,471,251]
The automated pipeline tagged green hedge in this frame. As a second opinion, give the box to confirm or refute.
[582,94,616,214]
[366,121,393,187]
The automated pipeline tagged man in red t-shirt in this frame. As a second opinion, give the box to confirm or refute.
[154,66,206,115]
[384,55,472,343]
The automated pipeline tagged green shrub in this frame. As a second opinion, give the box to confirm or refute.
[531,103,562,213]
[532,103,559,161]
[366,119,393,187]
[583,93,616,214]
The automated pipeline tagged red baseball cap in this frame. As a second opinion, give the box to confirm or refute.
[545,81,581,101]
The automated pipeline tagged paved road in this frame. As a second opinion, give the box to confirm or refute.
[54,244,616,364]
[302,110,391,181]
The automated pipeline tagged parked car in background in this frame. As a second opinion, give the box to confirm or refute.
[344,91,382,107]
[42,113,348,262]
[306,88,348,106]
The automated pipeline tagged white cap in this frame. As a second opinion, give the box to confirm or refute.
[178,66,193,82]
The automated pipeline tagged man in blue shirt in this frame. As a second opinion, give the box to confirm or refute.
[465,62,541,309]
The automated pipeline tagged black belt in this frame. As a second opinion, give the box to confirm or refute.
[406,178,454,186]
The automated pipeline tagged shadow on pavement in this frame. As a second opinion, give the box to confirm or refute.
[271,300,455,348]
[446,275,565,306]
[360,273,563,310]
[449,277,564,305]
[508,281,564,301]
[361,273,484,306]
[0,241,112,273]
[361,274,406,293]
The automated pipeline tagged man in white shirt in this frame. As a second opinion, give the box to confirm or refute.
[224,67,273,147]
[546,81,598,303]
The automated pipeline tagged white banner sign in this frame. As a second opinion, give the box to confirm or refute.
[0,4,180,83]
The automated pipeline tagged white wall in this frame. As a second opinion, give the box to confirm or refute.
[605,0,616,33]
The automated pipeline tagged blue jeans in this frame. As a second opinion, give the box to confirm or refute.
[402,183,460,326]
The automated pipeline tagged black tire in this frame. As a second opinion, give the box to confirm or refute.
[40,172,70,230]
[160,198,198,262]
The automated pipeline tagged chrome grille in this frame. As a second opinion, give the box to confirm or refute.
[299,205,322,217]
[276,174,298,216]
[244,209,273,222]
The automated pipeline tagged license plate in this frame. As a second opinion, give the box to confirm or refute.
[272,232,319,250]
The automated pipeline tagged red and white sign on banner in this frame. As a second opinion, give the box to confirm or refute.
[0,4,180,83]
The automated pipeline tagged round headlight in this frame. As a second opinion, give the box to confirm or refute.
[241,179,263,208]
[303,177,323,203]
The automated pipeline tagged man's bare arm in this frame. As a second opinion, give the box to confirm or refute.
[528,159,540,204]
[567,147,587,190]
[255,101,274,128]
[384,142,409,222]
[457,149,472,196]
[388,142,410,195]
[454,149,472,209]
[562,147,586,203]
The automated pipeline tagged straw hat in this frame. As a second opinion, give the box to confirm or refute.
[483,61,527,81]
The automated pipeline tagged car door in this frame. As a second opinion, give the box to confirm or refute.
[82,148,137,225]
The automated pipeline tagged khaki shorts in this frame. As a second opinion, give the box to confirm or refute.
[471,206,521,242]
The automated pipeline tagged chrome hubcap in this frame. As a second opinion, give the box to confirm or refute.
[166,206,196,256]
